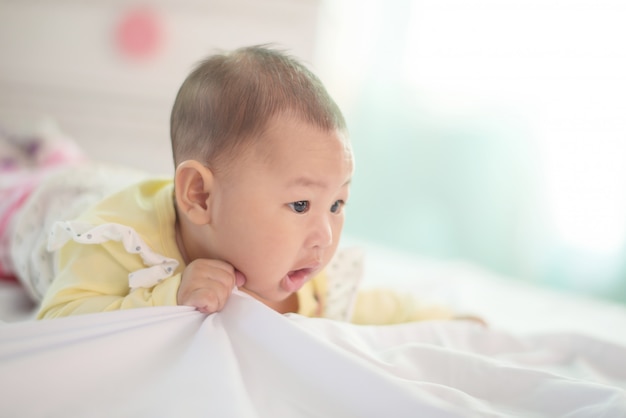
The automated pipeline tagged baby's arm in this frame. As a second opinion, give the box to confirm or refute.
[177,259,244,314]
[350,288,485,326]
[350,288,455,325]
[37,239,182,318]
[37,241,240,318]
[38,238,245,318]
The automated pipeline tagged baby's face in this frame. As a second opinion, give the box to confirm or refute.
[206,115,353,303]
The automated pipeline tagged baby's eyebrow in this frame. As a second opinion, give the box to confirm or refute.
[286,177,352,189]
[287,177,327,189]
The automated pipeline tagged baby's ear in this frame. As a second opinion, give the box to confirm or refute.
[174,160,213,225]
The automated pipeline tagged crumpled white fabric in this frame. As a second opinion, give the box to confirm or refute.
[1,291,625,418]
[48,221,179,289]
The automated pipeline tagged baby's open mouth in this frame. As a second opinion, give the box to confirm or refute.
[281,267,315,293]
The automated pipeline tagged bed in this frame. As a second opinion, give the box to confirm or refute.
[2,3,626,416]
[2,241,626,417]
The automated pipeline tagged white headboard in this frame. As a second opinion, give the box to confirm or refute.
[0,0,321,174]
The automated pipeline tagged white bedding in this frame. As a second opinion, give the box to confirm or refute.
[2,243,626,417]
[1,289,625,418]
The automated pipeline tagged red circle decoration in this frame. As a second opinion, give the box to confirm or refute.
[115,7,163,59]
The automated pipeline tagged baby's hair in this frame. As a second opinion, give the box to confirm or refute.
[170,44,347,169]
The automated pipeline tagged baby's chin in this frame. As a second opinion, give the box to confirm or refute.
[237,285,299,313]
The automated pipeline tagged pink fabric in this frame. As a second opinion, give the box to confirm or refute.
[0,132,86,276]
[0,175,41,276]
[0,178,38,229]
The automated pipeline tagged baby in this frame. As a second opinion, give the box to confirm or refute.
[1,45,458,323]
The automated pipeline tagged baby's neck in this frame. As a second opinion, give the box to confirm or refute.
[270,293,299,314]
[240,289,299,314]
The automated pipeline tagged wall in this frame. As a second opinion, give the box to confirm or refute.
[0,0,321,174]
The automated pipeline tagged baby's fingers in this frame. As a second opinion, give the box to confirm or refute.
[185,286,230,314]
[178,258,238,313]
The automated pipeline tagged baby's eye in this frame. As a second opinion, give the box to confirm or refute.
[289,201,310,214]
[330,200,345,214]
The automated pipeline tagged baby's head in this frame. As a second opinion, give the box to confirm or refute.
[170,44,347,172]
[171,45,353,304]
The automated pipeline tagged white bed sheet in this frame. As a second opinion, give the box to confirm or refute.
[2,245,626,417]
[1,291,625,417]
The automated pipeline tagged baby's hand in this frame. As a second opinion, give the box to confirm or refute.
[177,259,245,314]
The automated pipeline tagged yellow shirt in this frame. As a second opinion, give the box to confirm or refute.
[37,179,453,323]
[37,179,330,319]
